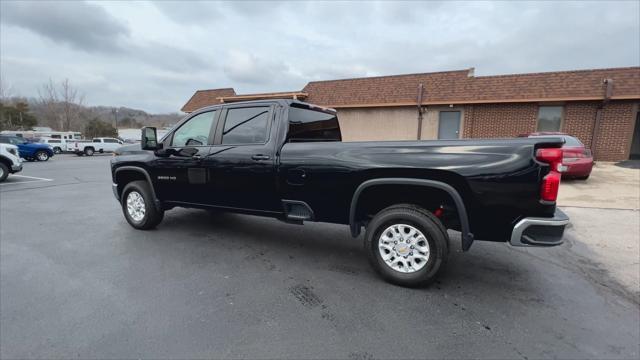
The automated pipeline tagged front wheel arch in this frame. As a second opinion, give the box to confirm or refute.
[114,166,161,212]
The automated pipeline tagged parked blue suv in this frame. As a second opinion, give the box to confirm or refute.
[0,135,55,161]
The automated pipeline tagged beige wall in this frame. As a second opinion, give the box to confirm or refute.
[337,106,464,141]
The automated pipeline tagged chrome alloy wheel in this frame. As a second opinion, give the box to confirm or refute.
[126,191,146,222]
[37,152,48,161]
[378,224,430,273]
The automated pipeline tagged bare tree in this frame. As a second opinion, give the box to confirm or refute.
[59,78,84,131]
[0,75,12,103]
[38,78,85,131]
[38,79,61,129]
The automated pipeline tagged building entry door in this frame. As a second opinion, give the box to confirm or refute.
[438,111,461,139]
[630,112,640,160]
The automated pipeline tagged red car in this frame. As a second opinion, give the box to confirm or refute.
[520,132,594,180]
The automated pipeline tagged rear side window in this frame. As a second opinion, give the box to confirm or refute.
[562,136,582,147]
[104,139,119,143]
[49,140,61,143]
[288,106,341,142]
[172,110,216,147]
[221,107,270,145]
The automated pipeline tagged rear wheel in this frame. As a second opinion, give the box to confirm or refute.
[365,204,449,287]
[0,163,8,182]
[35,151,49,161]
[84,147,95,156]
[121,180,164,230]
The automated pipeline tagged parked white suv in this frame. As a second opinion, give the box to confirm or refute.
[0,143,23,182]
[70,137,123,156]
[39,137,70,154]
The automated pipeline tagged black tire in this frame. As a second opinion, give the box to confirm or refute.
[53,147,62,154]
[84,147,95,156]
[576,174,590,180]
[0,162,8,182]
[365,204,449,287]
[121,180,164,230]
[35,151,49,161]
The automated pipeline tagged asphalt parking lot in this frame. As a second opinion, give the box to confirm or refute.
[1,155,639,359]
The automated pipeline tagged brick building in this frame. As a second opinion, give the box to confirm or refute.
[182,67,640,161]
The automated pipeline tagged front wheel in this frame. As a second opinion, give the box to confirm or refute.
[121,180,164,230]
[84,148,95,156]
[53,147,62,154]
[365,204,449,287]
[0,163,8,182]
[35,151,49,161]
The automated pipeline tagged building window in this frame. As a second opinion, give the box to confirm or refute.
[537,106,563,132]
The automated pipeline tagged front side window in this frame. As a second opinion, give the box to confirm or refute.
[172,111,216,147]
[10,137,25,145]
[104,139,119,143]
[93,139,101,143]
[222,107,270,145]
[537,106,563,132]
[288,106,341,142]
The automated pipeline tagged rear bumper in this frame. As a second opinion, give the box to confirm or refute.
[563,159,593,177]
[509,209,570,247]
[112,183,119,201]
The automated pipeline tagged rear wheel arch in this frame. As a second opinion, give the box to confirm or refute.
[114,166,161,211]
[349,178,474,251]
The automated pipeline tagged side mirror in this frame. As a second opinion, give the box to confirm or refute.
[141,127,161,150]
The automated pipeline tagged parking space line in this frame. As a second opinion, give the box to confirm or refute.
[0,175,54,186]
[11,175,54,181]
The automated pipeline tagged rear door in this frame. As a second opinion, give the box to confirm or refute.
[152,110,219,204]
[201,103,281,212]
[438,111,461,139]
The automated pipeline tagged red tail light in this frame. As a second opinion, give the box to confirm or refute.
[536,148,563,202]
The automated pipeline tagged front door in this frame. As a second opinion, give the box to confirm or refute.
[202,104,281,212]
[438,111,461,139]
[153,110,218,204]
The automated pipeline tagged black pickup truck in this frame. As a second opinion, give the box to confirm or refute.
[111,99,569,287]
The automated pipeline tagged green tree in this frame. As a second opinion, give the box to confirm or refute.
[84,118,117,138]
[0,101,38,130]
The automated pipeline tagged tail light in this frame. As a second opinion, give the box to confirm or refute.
[536,148,563,202]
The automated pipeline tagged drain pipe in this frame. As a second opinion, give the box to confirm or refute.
[416,83,425,140]
[590,79,613,159]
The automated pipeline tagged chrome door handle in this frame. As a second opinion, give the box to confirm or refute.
[251,154,270,161]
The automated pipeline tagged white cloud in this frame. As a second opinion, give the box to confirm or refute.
[1,0,638,113]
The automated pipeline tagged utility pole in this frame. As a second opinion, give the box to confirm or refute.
[113,108,119,136]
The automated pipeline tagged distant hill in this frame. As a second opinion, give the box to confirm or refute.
[4,96,184,132]
[79,106,183,129]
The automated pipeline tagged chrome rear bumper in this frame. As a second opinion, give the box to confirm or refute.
[112,183,119,201]
[510,209,570,247]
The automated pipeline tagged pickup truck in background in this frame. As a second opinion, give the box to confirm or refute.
[71,137,123,156]
[110,100,569,287]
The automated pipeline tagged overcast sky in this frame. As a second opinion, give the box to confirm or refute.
[1,0,638,113]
